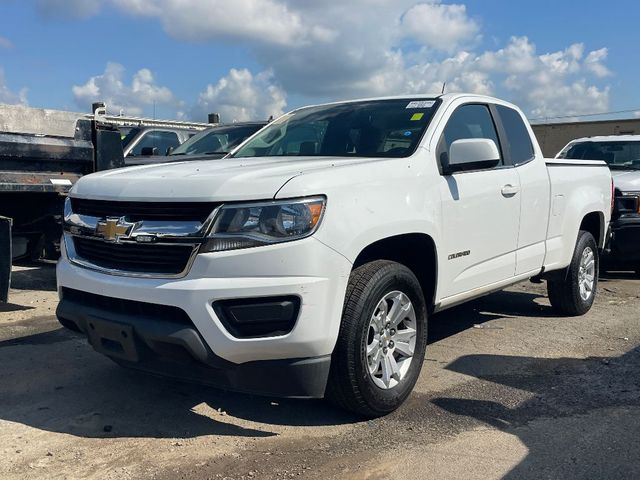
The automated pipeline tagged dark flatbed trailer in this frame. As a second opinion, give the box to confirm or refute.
[0,103,125,302]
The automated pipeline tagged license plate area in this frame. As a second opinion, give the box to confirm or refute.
[86,317,139,362]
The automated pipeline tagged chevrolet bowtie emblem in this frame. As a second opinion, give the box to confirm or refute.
[95,217,135,243]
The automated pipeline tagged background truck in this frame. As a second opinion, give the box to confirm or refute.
[0,103,216,303]
[0,103,126,302]
[56,93,612,417]
[91,102,214,160]
[557,135,640,274]
[125,121,268,166]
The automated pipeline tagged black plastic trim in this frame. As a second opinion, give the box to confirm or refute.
[213,295,300,338]
[56,289,329,398]
[606,221,640,261]
[491,104,536,168]
[546,162,608,167]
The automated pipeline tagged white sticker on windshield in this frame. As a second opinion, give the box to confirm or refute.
[406,100,435,109]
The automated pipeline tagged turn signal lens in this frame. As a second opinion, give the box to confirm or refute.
[308,202,323,229]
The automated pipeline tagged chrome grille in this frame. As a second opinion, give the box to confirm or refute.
[64,198,218,278]
[72,237,196,275]
[69,198,219,223]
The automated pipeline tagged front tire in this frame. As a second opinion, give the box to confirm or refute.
[326,260,428,417]
[547,230,598,316]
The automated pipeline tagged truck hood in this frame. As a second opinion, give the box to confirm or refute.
[71,156,371,202]
[612,170,640,192]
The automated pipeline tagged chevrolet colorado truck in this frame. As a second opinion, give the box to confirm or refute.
[56,94,612,417]
[557,135,640,274]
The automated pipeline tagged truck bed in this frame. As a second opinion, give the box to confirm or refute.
[544,157,611,271]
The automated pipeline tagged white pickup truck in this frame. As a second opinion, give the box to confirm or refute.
[56,94,612,417]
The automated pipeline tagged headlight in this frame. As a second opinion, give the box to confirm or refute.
[200,196,326,252]
[63,196,72,219]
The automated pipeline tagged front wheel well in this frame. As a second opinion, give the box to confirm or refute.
[353,233,437,312]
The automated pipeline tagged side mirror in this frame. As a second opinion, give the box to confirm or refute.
[140,146,159,156]
[444,138,500,174]
[165,146,174,156]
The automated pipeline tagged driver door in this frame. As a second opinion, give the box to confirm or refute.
[437,104,520,300]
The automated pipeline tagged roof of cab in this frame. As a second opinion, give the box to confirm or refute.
[286,93,521,113]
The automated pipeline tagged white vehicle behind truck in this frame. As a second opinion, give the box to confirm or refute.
[557,135,640,273]
[56,94,612,417]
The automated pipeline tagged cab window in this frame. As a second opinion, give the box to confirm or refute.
[438,104,503,168]
[495,105,535,166]
[130,131,180,156]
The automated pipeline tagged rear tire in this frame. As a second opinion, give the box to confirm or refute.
[326,260,428,418]
[547,230,598,316]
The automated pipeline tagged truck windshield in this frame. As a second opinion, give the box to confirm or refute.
[171,124,263,156]
[232,99,439,159]
[560,141,640,170]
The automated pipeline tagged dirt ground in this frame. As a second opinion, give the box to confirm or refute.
[1,263,639,480]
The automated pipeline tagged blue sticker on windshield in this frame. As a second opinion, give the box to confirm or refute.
[403,131,412,137]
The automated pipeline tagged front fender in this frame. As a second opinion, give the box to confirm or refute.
[276,155,442,263]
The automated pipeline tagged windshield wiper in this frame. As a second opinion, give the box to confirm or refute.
[203,151,228,155]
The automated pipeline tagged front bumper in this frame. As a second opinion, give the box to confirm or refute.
[56,237,352,396]
[56,289,330,398]
[606,217,640,262]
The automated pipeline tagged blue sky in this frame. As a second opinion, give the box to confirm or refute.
[0,0,638,122]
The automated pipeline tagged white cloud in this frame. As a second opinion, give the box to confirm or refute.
[584,48,611,78]
[247,1,425,98]
[110,0,313,46]
[0,36,13,49]
[477,38,610,117]
[131,68,175,105]
[72,62,177,115]
[402,2,480,52]
[526,81,609,120]
[478,37,546,74]
[0,68,28,105]
[111,0,607,118]
[36,0,102,18]
[54,1,612,120]
[193,68,286,122]
[333,36,610,118]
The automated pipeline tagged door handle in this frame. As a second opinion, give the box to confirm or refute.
[501,184,520,197]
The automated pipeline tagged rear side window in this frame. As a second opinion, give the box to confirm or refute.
[130,131,180,156]
[495,105,535,166]
[439,104,502,166]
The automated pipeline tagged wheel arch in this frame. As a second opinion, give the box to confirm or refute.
[352,233,438,312]
[580,211,606,249]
